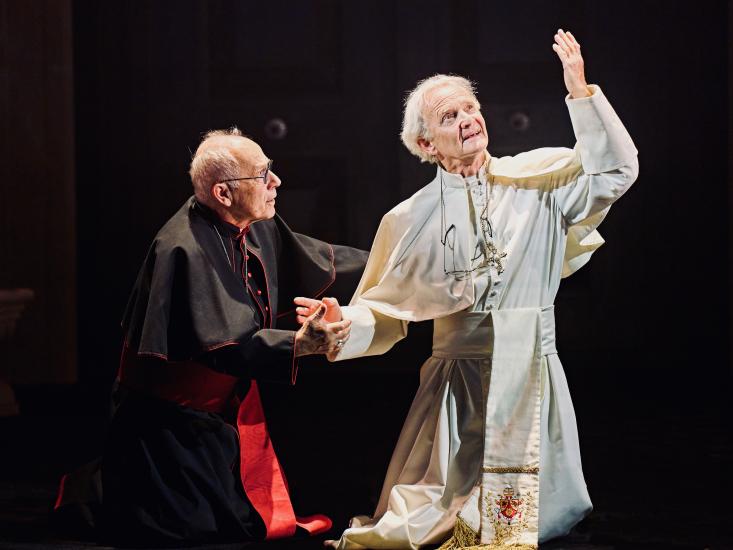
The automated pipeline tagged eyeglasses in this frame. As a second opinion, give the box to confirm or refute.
[219,160,273,185]
[439,170,506,277]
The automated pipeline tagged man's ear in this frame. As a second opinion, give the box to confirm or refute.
[211,183,233,207]
[417,137,436,157]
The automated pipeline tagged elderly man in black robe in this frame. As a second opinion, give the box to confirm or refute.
[55,128,367,546]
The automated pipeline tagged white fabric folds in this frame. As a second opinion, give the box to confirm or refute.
[459,307,553,548]
[332,85,638,549]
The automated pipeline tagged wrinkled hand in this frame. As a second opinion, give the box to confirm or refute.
[294,296,342,324]
[294,303,351,357]
[552,29,590,99]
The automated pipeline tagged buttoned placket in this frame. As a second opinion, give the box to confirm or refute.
[469,173,502,311]
[232,228,271,328]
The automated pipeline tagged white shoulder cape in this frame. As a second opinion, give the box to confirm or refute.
[351,149,606,322]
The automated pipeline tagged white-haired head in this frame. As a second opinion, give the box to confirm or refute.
[400,74,478,164]
[189,127,246,205]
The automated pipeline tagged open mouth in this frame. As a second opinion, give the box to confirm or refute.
[460,129,482,145]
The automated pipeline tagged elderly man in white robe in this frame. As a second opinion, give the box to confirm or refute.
[296,30,638,549]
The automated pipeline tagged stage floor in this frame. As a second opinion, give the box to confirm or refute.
[1,365,730,550]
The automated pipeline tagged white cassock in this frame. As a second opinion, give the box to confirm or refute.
[332,85,638,550]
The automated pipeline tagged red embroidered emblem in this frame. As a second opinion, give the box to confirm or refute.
[495,485,523,523]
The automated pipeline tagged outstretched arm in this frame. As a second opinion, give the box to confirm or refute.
[549,29,639,225]
[294,294,408,362]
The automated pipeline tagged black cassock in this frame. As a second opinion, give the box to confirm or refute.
[56,198,367,546]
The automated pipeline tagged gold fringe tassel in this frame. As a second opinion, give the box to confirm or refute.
[442,545,537,550]
[437,516,480,550]
[481,466,539,475]
[437,516,537,550]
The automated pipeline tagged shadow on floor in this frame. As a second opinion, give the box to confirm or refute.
[0,363,731,550]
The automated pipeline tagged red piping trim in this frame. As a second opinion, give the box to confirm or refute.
[248,284,267,327]
[227,422,240,471]
[245,245,273,328]
[203,340,239,352]
[53,474,68,510]
[137,351,168,360]
[290,331,299,386]
[240,239,249,290]
[134,341,238,362]
[309,243,336,298]
[276,243,336,319]
[240,239,268,326]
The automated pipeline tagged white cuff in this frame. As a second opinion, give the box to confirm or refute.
[565,84,638,174]
[330,305,376,361]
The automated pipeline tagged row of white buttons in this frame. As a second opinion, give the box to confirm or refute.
[486,273,502,310]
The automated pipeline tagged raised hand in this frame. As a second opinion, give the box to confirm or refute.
[294,296,342,324]
[552,29,590,99]
[294,303,351,357]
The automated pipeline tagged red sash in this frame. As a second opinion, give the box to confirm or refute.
[238,380,331,538]
[107,350,332,538]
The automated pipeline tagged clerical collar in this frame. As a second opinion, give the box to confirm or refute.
[193,199,249,238]
[438,154,492,189]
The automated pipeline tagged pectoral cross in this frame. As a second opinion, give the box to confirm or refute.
[486,241,507,274]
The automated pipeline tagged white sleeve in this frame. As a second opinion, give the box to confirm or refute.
[330,304,409,361]
[326,211,411,362]
[553,84,639,226]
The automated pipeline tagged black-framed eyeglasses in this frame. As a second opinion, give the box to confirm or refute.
[219,160,273,185]
[439,170,506,277]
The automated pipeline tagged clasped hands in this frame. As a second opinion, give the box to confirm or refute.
[293,296,348,360]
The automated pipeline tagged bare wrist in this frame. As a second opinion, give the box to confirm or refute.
[570,85,592,99]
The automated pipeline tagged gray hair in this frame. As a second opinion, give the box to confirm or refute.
[400,74,478,163]
[189,127,245,203]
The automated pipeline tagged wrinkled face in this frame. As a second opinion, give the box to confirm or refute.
[216,138,281,224]
[420,84,488,164]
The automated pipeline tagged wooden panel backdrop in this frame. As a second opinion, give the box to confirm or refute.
[0,0,76,384]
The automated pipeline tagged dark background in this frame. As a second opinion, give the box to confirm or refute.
[0,1,731,549]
